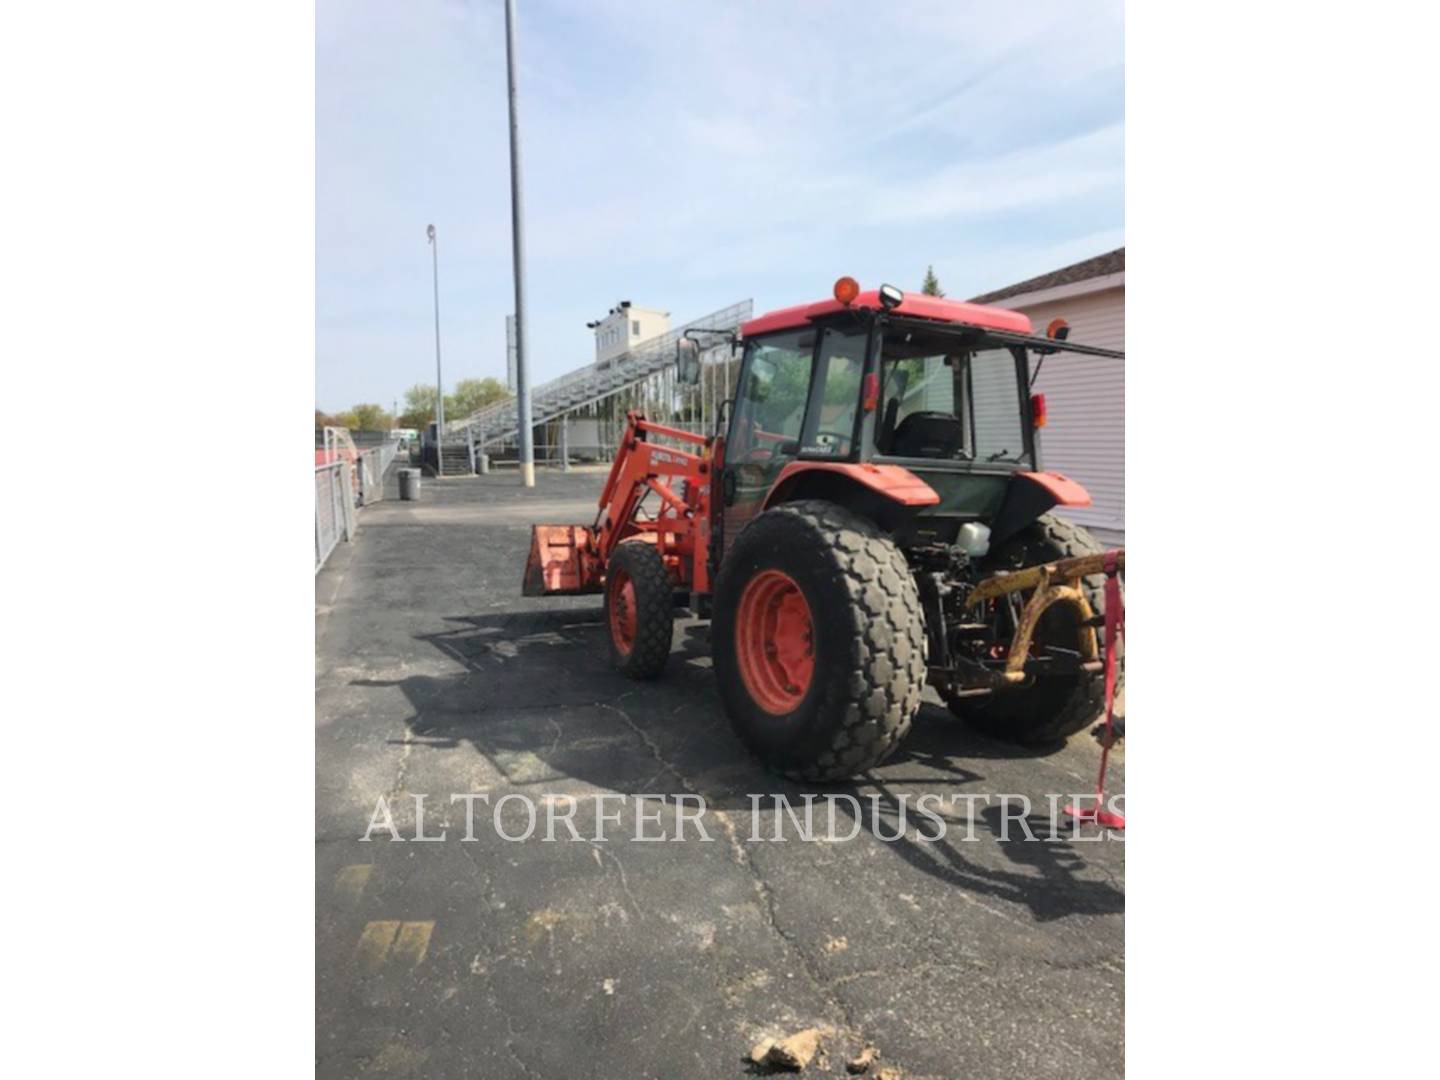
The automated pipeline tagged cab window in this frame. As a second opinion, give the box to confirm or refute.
[728,330,815,463]
[800,327,867,456]
[876,335,1030,464]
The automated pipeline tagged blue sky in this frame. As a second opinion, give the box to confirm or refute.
[316,0,1123,413]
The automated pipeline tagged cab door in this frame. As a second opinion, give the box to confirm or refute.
[720,328,817,543]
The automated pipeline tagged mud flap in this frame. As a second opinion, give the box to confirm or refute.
[522,525,603,596]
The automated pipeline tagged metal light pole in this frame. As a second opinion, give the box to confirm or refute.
[504,0,535,487]
[426,223,445,477]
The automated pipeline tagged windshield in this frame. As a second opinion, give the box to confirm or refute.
[728,328,815,463]
[874,328,1031,465]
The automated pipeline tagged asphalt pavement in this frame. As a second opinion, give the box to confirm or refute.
[316,466,1125,1079]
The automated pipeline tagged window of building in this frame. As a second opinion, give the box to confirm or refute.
[631,320,641,336]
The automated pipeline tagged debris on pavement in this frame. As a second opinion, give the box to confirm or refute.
[873,1067,902,1080]
[846,1043,879,1073]
[748,1027,824,1070]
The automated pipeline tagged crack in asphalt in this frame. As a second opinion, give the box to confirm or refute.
[596,694,864,1042]
[456,840,547,1078]
[388,726,416,802]
[829,951,1125,988]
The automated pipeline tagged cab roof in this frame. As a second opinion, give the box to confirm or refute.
[740,289,1033,338]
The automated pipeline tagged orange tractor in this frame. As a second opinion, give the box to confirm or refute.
[524,278,1124,779]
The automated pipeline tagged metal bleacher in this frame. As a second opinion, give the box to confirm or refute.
[444,300,752,449]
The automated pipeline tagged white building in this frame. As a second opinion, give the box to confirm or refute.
[590,301,669,367]
[970,248,1125,545]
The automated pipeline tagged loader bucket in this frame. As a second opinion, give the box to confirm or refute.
[522,524,604,597]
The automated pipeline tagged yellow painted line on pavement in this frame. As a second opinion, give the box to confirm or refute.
[391,921,434,968]
[356,920,400,971]
[334,864,373,906]
[355,919,434,972]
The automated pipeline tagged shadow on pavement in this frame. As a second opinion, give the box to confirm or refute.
[351,604,1123,923]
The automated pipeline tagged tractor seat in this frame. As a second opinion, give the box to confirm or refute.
[890,412,965,459]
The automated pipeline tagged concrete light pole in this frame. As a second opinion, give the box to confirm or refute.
[426,223,445,477]
[504,0,535,487]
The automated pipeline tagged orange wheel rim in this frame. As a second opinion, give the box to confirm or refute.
[608,569,637,655]
[735,569,814,715]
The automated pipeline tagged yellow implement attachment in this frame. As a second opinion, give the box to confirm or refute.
[969,549,1124,683]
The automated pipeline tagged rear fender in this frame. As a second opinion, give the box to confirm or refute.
[988,471,1092,547]
[760,462,939,530]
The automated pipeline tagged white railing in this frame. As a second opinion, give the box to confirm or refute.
[355,441,400,506]
[317,440,404,572]
[315,460,356,571]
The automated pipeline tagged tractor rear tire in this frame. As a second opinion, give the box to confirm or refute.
[712,500,927,781]
[946,513,1120,745]
[605,541,674,680]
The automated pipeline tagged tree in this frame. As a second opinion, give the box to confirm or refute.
[398,384,438,431]
[325,404,392,431]
[393,378,510,430]
[349,403,391,431]
[921,265,945,297]
[450,377,510,419]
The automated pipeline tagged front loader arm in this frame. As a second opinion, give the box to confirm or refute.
[522,412,716,597]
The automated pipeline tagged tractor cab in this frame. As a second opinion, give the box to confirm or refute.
[713,278,1119,555]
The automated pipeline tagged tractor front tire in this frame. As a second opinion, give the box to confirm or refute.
[946,513,1120,745]
[712,500,927,781]
[605,541,674,679]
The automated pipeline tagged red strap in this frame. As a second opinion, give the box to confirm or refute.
[1094,563,1125,797]
[1063,554,1127,828]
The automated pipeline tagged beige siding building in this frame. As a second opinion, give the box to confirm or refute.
[971,248,1125,544]
[592,302,670,368]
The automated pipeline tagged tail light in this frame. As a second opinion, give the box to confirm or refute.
[1030,393,1048,428]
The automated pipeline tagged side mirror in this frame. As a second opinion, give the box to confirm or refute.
[676,337,702,385]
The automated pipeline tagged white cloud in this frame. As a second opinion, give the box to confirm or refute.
[316,0,1124,406]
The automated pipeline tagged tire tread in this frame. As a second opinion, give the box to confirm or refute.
[716,500,927,780]
[607,541,674,679]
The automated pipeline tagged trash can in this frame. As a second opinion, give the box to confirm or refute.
[399,468,421,501]
[477,453,491,475]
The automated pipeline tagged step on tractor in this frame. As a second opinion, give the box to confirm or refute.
[523,277,1125,780]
